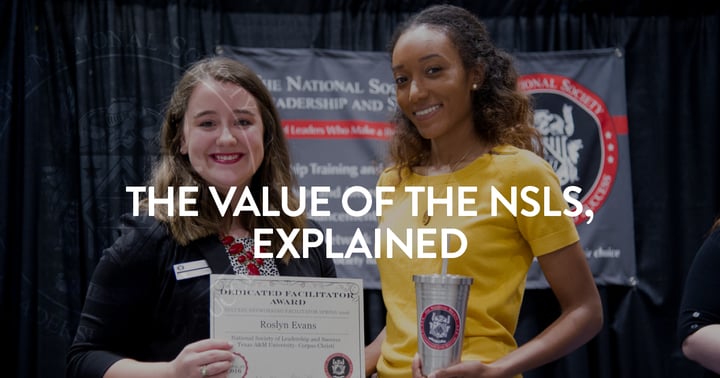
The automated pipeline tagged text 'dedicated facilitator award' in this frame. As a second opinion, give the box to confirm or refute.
[210,274,364,378]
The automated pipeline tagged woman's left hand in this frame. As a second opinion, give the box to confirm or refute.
[412,353,506,378]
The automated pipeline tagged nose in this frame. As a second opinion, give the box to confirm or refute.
[217,124,237,145]
[408,79,426,103]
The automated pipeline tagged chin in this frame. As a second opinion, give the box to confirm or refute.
[416,129,439,140]
[216,181,249,190]
[412,124,439,139]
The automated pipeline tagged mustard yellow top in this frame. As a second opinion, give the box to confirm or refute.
[375,145,580,378]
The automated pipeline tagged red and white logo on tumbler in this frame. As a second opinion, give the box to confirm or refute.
[420,304,461,350]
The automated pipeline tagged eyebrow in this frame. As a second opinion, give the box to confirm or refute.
[193,109,257,118]
[391,53,442,71]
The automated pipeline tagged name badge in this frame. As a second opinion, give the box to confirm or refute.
[173,259,211,280]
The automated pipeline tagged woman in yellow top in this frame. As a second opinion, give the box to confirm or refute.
[365,4,602,378]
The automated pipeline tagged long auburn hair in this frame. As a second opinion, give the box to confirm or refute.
[387,4,541,175]
[147,57,304,258]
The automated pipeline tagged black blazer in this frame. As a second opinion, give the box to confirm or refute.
[66,214,336,378]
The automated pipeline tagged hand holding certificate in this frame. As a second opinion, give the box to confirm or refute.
[210,275,364,378]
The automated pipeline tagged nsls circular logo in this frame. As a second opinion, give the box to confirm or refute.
[230,351,248,377]
[324,353,353,378]
[520,74,619,224]
[420,304,460,350]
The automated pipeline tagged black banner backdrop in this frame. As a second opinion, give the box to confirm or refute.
[4,1,720,378]
[517,48,637,288]
[221,46,636,289]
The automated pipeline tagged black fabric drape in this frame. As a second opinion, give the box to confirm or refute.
[2,1,719,377]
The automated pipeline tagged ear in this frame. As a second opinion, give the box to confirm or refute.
[470,64,485,89]
[179,135,188,155]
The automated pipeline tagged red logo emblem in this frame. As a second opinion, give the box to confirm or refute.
[520,73,619,224]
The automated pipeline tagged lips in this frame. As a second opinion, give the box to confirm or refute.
[413,104,442,119]
[210,153,243,164]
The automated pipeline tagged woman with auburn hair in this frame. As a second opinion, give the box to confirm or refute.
[67,57,335,378]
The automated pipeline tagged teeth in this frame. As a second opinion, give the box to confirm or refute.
[415,105,440,116]
[215,154,239,161]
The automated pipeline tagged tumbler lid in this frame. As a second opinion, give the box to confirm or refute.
[412,274,473,285]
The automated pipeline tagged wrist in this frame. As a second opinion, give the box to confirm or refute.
[486,360,514,378]
[365,362,377,377]
[160,361,176,378]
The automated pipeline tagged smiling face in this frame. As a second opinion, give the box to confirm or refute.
[180,79,264,191]
[392,25,478,143]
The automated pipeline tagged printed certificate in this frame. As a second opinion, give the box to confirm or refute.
[210,274,364,378]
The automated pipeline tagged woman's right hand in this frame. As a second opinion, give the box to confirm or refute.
[168,339,235,378]
[103,339,235,378]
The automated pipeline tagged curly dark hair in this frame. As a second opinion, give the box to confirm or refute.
[387,4,541,171]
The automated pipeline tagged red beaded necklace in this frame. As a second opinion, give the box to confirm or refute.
[219,235,264,275]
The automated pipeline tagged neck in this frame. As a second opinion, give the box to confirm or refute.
[218,209,250,238]
[426,140,490,174]
[226,221,251,238]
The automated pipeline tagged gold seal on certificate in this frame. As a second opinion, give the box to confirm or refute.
[210,274,365,378]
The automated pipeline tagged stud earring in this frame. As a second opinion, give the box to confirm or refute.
[472,83,478,90]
